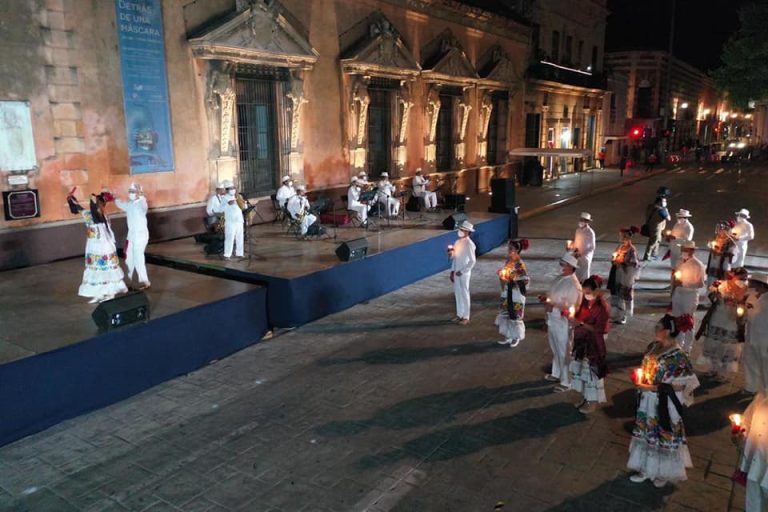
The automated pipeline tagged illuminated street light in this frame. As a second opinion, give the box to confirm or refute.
[681,102,689,109]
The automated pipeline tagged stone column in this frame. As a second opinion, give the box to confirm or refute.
[348,75,370,174]
[395,80,413,172]
[477,91,493,163]
[424,84,441,171]
[287,69,308,182]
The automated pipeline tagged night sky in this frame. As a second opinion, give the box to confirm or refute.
[606,0,745,73]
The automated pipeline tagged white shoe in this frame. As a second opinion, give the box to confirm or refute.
[508,339,521,348]
[497,339,512,346]
[653,479,668,488]
[629,474,648,483]
[87,296,100,304]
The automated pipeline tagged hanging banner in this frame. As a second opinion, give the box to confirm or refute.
[115,0,175,174]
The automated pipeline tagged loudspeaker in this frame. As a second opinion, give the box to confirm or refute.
[442,212,467,230]
[489,178,516,214]
[443,193,466,211]
[335,238,368,262]
[92,291,150,332]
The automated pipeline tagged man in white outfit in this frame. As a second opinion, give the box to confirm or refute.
[357,171,369,186]
[286,185,317,237]
[276,175,295,209]
[347,177,369,226]
[543,253,582,391]
[671,240,706,353]
[744,273,768,394]
[570,212,595,282]
[206,182,227,217]
[412,168,437,210]
[115,183,150,289]
[732,208,754,268]
[449,220,476,325]
[667,209,694,269]
[377,172,400,217]
[222,181,245,259]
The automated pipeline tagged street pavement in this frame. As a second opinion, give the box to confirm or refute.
[0,160,762,512]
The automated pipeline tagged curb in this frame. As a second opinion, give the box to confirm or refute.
[518,166,677,221]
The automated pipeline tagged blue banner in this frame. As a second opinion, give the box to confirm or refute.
[115,0,175,173]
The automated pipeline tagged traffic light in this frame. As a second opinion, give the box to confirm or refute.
[631,127,642,139]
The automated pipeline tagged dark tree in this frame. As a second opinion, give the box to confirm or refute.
[714,2,768,108]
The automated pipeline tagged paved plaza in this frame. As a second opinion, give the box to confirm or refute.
[1,162,763,512]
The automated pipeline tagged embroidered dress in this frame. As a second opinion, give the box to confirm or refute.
[706,229,735,281]
[494,258,529,341]
[569,296,610,402]
[608,244,639,322]
[78,209,128,299]
[628,342,700,482]
[698,280,746,377]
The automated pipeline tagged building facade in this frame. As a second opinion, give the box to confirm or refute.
[604,51,724,151]
[523,0,610,177]
[0,0,533,269]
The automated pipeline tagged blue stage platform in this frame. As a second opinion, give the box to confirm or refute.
[148,213,510,327]
[0,283,268,447]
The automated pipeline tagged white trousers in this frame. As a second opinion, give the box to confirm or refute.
[224,223,244,257]
[743,340,763,393]
[547,312,571,386]
[672,287,699,353]
[125,230,149,284]
[379,197,400,216]
[453,271,471,319]
[733,241,749,268]
[575,255,592,283]
[349,201,368,222]
[299,213,317,235]
[418,191,437,209]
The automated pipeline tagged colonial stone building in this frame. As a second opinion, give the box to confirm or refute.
[0,0,537,268]
[605,50,724,149]
[523,0,609,177]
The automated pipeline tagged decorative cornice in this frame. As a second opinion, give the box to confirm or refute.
[340,16,421,78]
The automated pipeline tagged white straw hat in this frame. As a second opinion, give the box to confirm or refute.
[681,240,696,250]
[735,208,751,219]
[457,220,475,233]
[560,252,579,269]
[381,172,389,177]
[579,212,592,222]
[282,175,292,183]
[676,209,692,218]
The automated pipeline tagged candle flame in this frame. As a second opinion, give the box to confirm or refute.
[730,413,743,427]
[612,252,618,259]
[738,306,745,317]
[566,240,572,248]
[568,305,576,317]
[634,368,643,384]
[674,270,682,280]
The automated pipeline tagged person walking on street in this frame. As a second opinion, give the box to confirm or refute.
[671,241,706,353]
[597,148,606,169]
[569,275,610,414]
[495,239,530,347]
[645,152,658,173]
[643,189,672,261]
[609,226,640,325]
[449,220,476,325]
[667,209,695,269]
[541,253,583,392]
[732,208,755,268]
[619,155,628,177]
[628,314,700,488]
[569,212,596,282]
[743,273,768,395]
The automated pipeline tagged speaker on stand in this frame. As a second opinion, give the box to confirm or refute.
[488,178,518,239]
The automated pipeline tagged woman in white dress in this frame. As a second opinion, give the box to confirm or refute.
[67,190,128,303]
[628,314,700,488]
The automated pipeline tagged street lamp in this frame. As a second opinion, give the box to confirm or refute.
[681,102,689,109]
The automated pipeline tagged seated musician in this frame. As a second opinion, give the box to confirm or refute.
[357,171,370,187]
[205,182,227,226]
[276,175,295,209]
[347,176,370,227]
[377,172,400,217]
[412,168,438,210]
[286,185,317,237]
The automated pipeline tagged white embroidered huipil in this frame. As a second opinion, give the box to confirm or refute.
[348,184,368,223]
[451,235,477,319]
[412,175,437,208]
[572,225,595,282]
[669,219,694,269]
[672,256,706,352]
[546,274,582,386]
[287,195,317,236]
[115,196,150,285]
[223,196,245,258]
[740,292,768,511]
[377,180,400,216]
[732,218,755,268]
[206,193,226,216]
[276,184,295,209]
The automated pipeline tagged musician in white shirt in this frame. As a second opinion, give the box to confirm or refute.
[412,168,437,210]
[347,177,369,225]
[206,182,227,217]
[357,171,369,186]
[114,183,150,289]
[377,172,400,217]
[223,181,245,259]
[276,175,295,209]
[449,220,477,325]
[286,185,317,237]
[732,208,755,268]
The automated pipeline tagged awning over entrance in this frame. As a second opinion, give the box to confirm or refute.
[509,148,593,158]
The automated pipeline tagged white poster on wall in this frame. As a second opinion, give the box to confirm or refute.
[0,101,37,172]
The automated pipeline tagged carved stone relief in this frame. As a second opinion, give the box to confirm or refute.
[206,62,235,158]
[287,70,308,176]
[424,85,441,165]
[348,75,370,170]
[477,91,493,161]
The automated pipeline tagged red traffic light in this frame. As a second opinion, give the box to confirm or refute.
[631,128,642,138]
